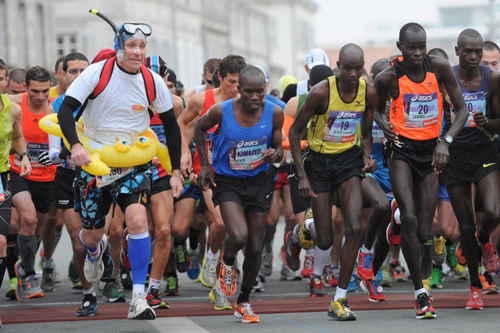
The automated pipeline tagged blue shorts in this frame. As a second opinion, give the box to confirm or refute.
[74,166,151,230]
[438,182,450,202]
[367,165,394,202]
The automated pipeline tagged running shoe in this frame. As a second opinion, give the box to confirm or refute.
[480,272,499,294]
[15,260,27,303]
[260,248,273,277]
[476,230,499,273]
[174,243,191,273]
[327,298,356,321]
[164,276,180,296]
[386,199,401,246]
[218,259,236,297]
[357,249,374,281]
[430,266,444,289]
[25,275,44,299]
[380,268,393,287]
[128,291,156,320]
[146,288,169,309]
[209,286,232,310]
[347,274,359,292]
[252,273,265,293]
[432,237,446,266]
[72,281,83,290]
[323,264,338,287]
[187,244,201,280]
[298,209,314,249]
[76,293,98,317]
[84,235,108,283]
[309,277,327,297]
[456,243,467,266]
[102,281,126,302]
[120,267,133,290]
[284,231,301,271]
[68,258,81,284]
[53,269,62,284]
[360,279,386,302]
[280,264,302,281]
[5,277,17,300]
[415,292,436,319]
[234,302,260,323]
[41,268,55,292]
[451,264,469,280]
[423,278,433,301]
[389,260,407,282]
[200,256,218,288]
[465,286,483,310]
[301,252,314,278]
[445,242,458,269]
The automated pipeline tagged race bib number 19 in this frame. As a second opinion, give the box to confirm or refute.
[323,111,362,144]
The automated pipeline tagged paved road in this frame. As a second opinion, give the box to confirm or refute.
[2,219,499,332]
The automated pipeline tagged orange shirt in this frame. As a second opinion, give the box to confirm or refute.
[9,93,57,182]
[193,89,216,174]
[389,56,443,141]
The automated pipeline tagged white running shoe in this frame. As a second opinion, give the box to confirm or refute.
[127,291,156,320]
[84,235,108,284]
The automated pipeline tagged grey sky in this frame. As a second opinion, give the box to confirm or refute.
[313,0,439,47]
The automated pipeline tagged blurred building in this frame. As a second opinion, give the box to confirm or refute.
[0,0,318,91]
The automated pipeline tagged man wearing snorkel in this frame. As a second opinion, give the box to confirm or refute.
[58,19,183,320]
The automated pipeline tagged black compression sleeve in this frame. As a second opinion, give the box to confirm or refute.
[58,96,82,147]
[159,109,181,170]
[281,83,297,104]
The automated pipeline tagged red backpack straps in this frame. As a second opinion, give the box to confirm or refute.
[90,56,116,99]
[140,65,156,105]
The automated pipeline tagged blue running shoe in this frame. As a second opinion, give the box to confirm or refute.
[187,244,201,280]
[347,274,359,292]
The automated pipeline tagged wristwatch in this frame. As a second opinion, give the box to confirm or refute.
[19,152,29,161]
[443,135,453,144]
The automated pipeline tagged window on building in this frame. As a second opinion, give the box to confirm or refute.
[35,3,46,66]
[56,34,78,57]
[18,1,28,68]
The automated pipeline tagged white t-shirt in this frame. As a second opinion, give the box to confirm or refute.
[195,84,206,94]
[66,60,173,145]
[296,79,308,96]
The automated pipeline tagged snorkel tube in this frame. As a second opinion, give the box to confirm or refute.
[89,9,124,61]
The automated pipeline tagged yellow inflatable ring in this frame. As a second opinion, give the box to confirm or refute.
[39,113,172,176]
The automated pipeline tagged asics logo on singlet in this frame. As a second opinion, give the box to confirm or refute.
[464,95,479,101]
[237,140,259,148]
[411,95,433,102]
[336,112,358,119]
[131,103,146,112]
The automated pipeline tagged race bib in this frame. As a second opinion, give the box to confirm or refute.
[450,92,486,128]
[229,136,267,171]
[96,167,133,188]
[14,142,48,168]
[323,111,362,144]
[403,92,439,128]
[372,121,385,144]
[0,178,5,202]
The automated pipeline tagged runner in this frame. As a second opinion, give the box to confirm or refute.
[481,41,500,71]
[441,29,500,309]
[49,56,67,98]
[195,65,284,323]
[185,58,220,98]
[5,68,27,95]
[289,43,377,320]
[375,22,468,319]
[57,21,183,320]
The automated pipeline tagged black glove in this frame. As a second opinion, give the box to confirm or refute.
[38,151,53,166]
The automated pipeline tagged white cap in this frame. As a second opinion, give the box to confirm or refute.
[306,48,330,70]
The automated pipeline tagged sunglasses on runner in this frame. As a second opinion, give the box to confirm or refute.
[120,23,152,37]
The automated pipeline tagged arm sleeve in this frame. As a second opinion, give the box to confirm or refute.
[58,96,82,147]
[48,134,63,164]
[159,109,181,170]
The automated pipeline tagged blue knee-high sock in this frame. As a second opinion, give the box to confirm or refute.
[128,231,151,295]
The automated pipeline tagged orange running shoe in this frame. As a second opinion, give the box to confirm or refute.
[218,259,236,297]
[476,230,499,273]
[234,302,260,323]
[465,286,483,310]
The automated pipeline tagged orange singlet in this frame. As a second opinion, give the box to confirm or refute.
[192,89,216,174]
[9,93,57,182]
[390,56,443,141]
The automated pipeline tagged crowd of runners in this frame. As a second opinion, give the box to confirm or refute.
[0,19,499,327]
